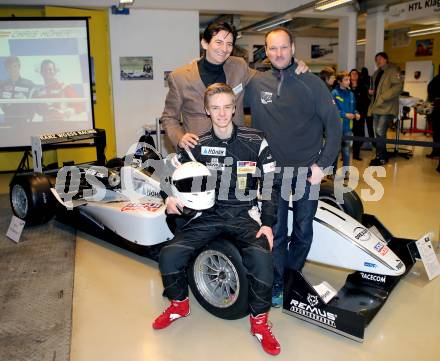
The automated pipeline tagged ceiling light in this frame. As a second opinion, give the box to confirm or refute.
[407,26,440,37]
[119,0,134,4]
[314,0,353,11]
[255,18,292,32]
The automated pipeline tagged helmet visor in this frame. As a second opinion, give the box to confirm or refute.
[173,175,216,193]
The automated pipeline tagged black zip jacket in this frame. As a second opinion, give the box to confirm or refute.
[246,61,341,172]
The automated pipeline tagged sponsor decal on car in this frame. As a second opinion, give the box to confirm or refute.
[289,297,338,328]
[373,242,390,255]
[364,262,377,268]
[354,227,371,241]
[380,246,389,256]
[360,272,386,283]
[374,242,383,252]
[307,294,319,307]
[121,203,162,213]
[85,168,106,178]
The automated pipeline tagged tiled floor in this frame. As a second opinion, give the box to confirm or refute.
[1,135,439,361]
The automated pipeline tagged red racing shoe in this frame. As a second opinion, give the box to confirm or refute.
[152,298,190,330]
[250,313,281,356]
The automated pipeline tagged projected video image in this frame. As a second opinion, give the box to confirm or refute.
[0,19,94,148]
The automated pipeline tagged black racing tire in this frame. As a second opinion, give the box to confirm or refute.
[9,173,56,225]
[188,239,249,320]
[319,180,364,222]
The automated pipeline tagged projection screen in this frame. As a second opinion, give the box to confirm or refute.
[0,18,94,149]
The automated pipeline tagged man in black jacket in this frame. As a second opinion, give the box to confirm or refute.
[153,83,281,356]
[246,28,341,307]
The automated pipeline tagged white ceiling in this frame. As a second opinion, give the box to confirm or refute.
[1,0,438,38]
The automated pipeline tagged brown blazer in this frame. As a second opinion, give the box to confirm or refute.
[161,56,256,148]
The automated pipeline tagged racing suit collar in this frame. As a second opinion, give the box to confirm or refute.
[211,122,237,144]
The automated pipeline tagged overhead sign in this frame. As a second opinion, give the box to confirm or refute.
[388,1,440,23]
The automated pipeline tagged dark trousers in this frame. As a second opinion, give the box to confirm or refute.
[272,178,319,292]
[159,205,273,316]
[431,104,440,154]
[352,117,365,158]
[373,114,394,160]
[366,116,374,139]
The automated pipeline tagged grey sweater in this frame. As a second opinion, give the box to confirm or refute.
[246,62,341,172]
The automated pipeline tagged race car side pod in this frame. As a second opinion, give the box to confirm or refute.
[282,213,420,342]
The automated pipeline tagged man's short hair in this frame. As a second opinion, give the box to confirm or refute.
[264,27,293,46]
[202,21,237,46]
[375,52,389,62]
[4,56,20,68]
[336,71,350,83]
[40,59,57,73]
[319,67,335,82]
[204,83,235,109]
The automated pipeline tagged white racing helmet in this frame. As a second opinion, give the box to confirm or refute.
[171,161,216,210]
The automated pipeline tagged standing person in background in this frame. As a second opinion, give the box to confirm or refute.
[350,69,369,161]
[161,21,309,150]
[359,67,374,144]
[367,52,403,166]
[359,67,371,88]
[319,66,336,91]
[246,28,341,307]
[332,71,360,170]
[427,70,440,160]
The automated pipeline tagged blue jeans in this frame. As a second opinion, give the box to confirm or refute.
[373,114,394,160]
[272,176,319,292]
[341,130,353,168]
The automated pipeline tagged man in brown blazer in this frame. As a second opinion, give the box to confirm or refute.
[161,21,307,149]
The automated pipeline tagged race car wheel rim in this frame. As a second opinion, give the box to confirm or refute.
[193,250,240,308]
[11,184,28,219]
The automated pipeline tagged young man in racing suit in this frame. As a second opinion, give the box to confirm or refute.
[153,83,282,356]
[0,56,35,124]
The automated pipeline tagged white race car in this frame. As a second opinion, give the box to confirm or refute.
[9,137,419,342]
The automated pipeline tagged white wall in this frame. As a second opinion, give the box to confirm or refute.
[237,34,265,63]
[237,34,339,68]
[109,9,199,156]
[294,37,338,66]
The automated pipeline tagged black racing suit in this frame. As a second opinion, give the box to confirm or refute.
[159,124,280,316]
[0,77,35,124]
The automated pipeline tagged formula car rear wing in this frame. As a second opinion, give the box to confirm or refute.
[29,128,106,173]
